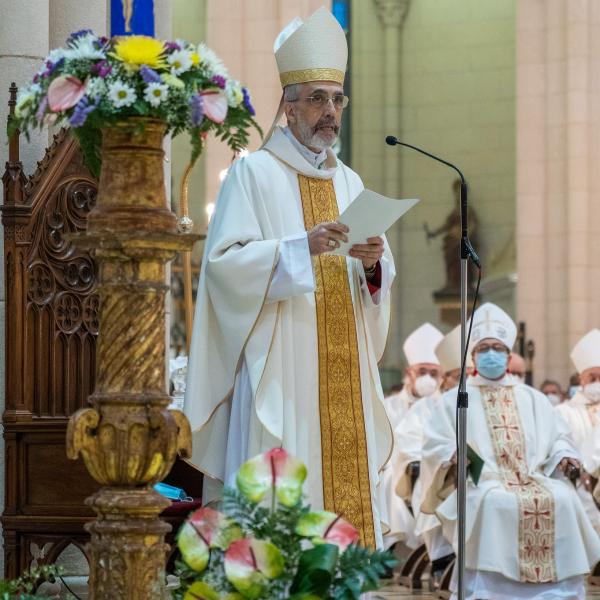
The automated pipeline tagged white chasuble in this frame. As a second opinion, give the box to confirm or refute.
[380,387,420,549]
[421,375,600,594]
[556,392,600,534]
[394,393,453,561]
[185,126,394,548]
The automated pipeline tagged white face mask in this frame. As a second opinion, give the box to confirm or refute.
[546,393,562,406]
[414,374,439,398]
[583,382,600,403]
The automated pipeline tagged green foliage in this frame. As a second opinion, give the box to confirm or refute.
[0,565,71,600]
[173,487,397,600]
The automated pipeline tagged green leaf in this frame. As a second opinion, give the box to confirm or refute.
[290,544,339,596]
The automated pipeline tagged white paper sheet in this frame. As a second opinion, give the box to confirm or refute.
[330,189,419,256]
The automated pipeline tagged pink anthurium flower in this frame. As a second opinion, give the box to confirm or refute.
[201,90,228,124]
[47,75,86,112]
[236,447,307,507]
[295,511,360,551]
[224,538,284,599]
[177,507,242,572]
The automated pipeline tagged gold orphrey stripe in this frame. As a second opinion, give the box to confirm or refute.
[298,174,376,548]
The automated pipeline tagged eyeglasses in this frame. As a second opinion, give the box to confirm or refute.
[291,93,349,110]
[475,343,509,354]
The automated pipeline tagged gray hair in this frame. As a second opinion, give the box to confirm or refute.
[283,83,301,102]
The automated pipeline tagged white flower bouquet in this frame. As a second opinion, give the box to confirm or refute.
[9,30,261,177]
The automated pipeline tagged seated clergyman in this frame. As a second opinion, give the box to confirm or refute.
[557,328,600,536]
[420,302,600,600]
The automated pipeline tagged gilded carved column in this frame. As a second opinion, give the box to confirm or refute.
[67,120,195,599]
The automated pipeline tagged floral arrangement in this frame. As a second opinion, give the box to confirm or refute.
[9,30,261,177]
[174,448,395,600]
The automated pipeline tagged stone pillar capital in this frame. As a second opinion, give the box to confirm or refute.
[373,0,410,28]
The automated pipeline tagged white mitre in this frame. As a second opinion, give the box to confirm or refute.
[470,302,517,350]
[262,7,347,146]
[571,328,600,373]
[403,323,443,366]
[275,6,347,87]
[435,324,462,373]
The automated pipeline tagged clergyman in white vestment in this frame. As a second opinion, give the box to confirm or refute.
[381,323,443,550]
[421,303,600,600]
[395,326,463,575]
[556,328,600,535]
[185,7,394,549]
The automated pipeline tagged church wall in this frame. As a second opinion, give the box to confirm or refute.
[352,0,517,380]
[516,0,600,387]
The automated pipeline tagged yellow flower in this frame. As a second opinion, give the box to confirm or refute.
[113,35,166,69]
[191,52,200,66]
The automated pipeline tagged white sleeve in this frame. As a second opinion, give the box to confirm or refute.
[358,255,393,306]
[266,232,315,302]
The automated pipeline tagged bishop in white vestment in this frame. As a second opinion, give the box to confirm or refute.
[394,326,463,568]
[556,328,600,535]
[185,8,394,548]
[381,323,443,549]
[421,303,600,600]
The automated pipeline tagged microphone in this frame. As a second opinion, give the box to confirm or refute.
[385,135,480,267]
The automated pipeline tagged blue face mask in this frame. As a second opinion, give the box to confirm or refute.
[476,350,508,380]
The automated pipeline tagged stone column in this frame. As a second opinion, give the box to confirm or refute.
[0,0,49,172]
[49,0,108,47]
[516,0,600,385]
[373,0,410,366]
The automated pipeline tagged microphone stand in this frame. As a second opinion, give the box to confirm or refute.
[386,136,480,600]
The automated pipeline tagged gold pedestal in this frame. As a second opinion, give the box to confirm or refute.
[66,119,197,599]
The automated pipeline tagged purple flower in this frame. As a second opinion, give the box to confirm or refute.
[95,36,109,49]
[33,74,40,84]
[35,96,49,122]
[140,65,161,84]
[189,94,205,126]
[91,60,112,78]
[69,96,98,128]
[242,88,255,116]
[43,58,64,78]
[211,75,226,90]
[165,41,182,51]
[67,29,93,44]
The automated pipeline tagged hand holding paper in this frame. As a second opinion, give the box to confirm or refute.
[329,189,419,256]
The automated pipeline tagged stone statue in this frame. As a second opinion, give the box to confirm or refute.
[423,179,479,295]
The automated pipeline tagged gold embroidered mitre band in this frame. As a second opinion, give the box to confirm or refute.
[275,7,347,87]
[298,174,376,549]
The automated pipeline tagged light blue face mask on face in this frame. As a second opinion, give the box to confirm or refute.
[476,349,508,380]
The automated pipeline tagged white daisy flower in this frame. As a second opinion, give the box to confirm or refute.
[144,82,169,107]
[197,43,228,78]
[46,48,66,64]
[225,79,244,107]
[108,80,136,108]
[64,34,105,61]
[86,77,107,99]
[167,49,193,75]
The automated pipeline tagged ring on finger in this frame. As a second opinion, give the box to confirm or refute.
[328,239,336,248]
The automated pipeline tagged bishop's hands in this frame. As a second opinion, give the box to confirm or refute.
[308,221,349,255]
[307,221,384,272]
[349,236,384,271]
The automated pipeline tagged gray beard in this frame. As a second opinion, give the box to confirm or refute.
[296,120,338,150]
